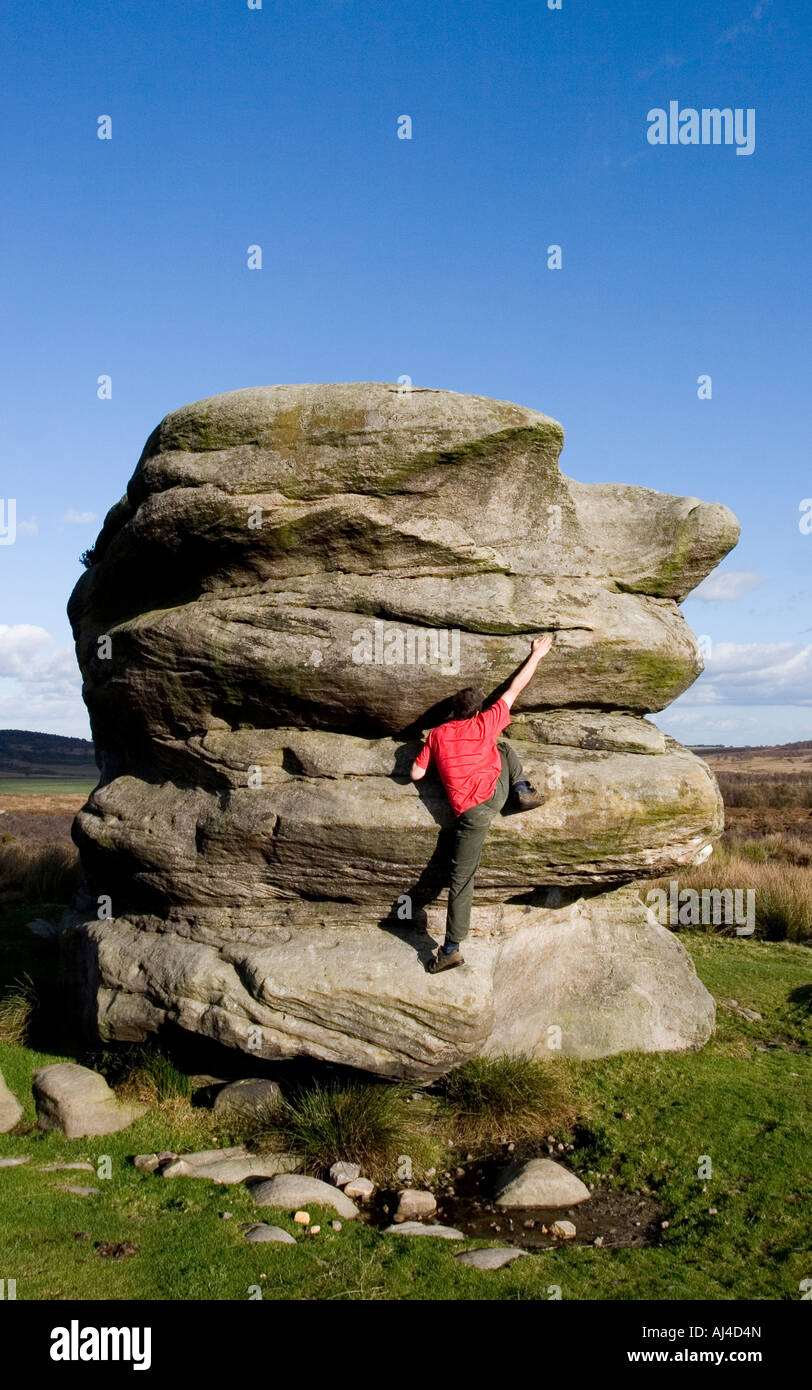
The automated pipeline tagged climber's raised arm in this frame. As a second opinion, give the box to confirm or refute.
[501,635,553,710]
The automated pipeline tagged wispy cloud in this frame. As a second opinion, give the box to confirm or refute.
[677,641,812,706]
[636,52,687,82]
[717,0,772,46]
[691,571,764,602]
[62,509,97,524]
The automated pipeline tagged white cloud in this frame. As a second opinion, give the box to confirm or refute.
[0,625,87,736]
[16,518,38,536]
[62,509,97,524]
[0,625,54,676]
[677,641,812,706]
[691,571,764,602]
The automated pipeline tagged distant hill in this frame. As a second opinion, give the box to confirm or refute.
[0,729,97,778]
[692,740,812,756]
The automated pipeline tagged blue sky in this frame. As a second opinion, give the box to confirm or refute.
[1,0,810,744]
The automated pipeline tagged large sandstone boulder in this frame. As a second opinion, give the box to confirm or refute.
[63,384,737,1078]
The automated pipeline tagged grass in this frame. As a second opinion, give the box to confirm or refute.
[716,771,812,808]
[94,1043,197,1106]
[0,971,37,1045]
[647,842,812,943]
[248,1080,445,1184]
[0,894,808,1300]
[434,1054,575,1147]
[0,839,79,905]
[0,779,95,796]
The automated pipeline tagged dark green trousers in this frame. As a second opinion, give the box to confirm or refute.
[445,740,524,945]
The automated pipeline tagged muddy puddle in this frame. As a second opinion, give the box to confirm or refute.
[368,1157,663,1249]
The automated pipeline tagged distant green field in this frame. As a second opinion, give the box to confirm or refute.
[0,779,95,796]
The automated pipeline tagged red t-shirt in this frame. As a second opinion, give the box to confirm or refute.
[413,698,511,816]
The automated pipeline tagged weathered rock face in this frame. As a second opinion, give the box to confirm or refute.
[63,384,738,1078]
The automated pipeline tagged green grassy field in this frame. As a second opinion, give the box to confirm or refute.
[0,899,809,1302]
[0,780,95,797]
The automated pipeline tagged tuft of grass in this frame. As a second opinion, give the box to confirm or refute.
[0,839,79,904]
[0,971,38,1044]
[434,1054,576,1147]
[726,833,812,867]
[252,1079,442,1184]
[92,1043,195,1105]
[648,849,812,942]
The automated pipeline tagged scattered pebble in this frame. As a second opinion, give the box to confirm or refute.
[293,1210,310,1224]
[344,1176,375,1199]
[551,1220,576,1239]
[593,1236,604,1247]
[243,1224,296,1245]
[329,1161,360,1188]
[394,1189,437,1222]
[307,1225,321,1235]
[331,1220,342,1232]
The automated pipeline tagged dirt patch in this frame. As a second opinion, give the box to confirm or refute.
[0,793,86,815]
[370,1157,663,1249]
[436,1188,662,1249]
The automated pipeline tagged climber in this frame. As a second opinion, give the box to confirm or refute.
[410,635,554,974]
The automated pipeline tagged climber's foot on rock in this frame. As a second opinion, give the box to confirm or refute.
[513,780,544,811]
[426,947,464,974]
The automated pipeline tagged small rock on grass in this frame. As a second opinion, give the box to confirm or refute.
[134,1154,161,1172]
[0,1156,31,1168]
[344,1177,375,1199]
[0,1069,24,1133]
[243,1224,296,1245]
[212,1078,282,1122]
[329,1161,360,1187]
[384,1222,463,1239]
[55,1184,100,1197]
[33,1063,146,1139]
[251,1174,359,1219]
[455,1248,528,1270]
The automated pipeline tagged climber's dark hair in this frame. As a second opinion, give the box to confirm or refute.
[450,686,485,721]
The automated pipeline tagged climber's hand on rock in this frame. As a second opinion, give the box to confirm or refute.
[531,635,553,658]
